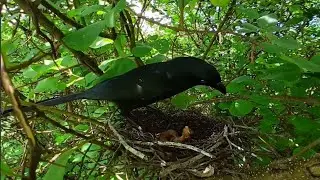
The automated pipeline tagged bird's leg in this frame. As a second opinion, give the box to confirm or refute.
[120,109,140,128]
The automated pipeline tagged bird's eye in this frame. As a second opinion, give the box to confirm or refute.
[200,80,206,84]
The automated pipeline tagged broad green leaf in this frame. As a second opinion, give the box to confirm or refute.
[66,75,84,87]
[67,5,104,17]
[114,35,126,56]
[152,39,170,54]
[293,147,316,159]
[74,72,98,87]
[257,14,278,28]
[63,21,106,51]
[237,6,260,19]
[81,143,101,152]
[263,64,301,81]
[105,10,115,27]
[249,95,270,105]
[171,92,196,109]
[113,0,126,13]
[35,77,66,92]
[289,116,320,135]
[273,37,300,50]
[61,56,78,67]
[210,0,230,7]
[290,86,306,97]
[1,161,19,178]
[218,102,231,110]
[92,106,110,117]
[241,23,260,32]
[149,35,158,41]
[81,5,104,16]
[31,63,55,77]
[231,75,251,83]
[146,54,166,64]
[43,149,75,180]
[229,100,253,116]
[226,82,245,93]
[280,55,320,73]
[261,42,281,54]
[55,134,72,145]
[285,16,304,26]
[75,124,89,132]
[94,58,136,85]
[22,67,37,79]
[259,116,279,133]
[311,53,320,65]
[90,37,114,49]
[132,45,153,57]
[72,154,84,163]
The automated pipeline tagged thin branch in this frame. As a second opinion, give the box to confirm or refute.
[202,0,236,59]
[108,120,148,160]
[132,141,214,158]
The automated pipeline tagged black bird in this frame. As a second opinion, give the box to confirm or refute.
[2,57,226,115]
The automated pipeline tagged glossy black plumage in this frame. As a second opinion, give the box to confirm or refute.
[2,57,226,115]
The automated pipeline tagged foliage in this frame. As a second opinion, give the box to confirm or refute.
[1,0,319,179]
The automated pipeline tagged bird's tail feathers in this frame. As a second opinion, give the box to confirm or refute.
[38,92,84,106]
[1,92,85,116]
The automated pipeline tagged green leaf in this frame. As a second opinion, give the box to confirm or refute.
[292,147,316,159]
[151,39,170,54]
[237,6,260,19]
[43,149,75,180]
[218,102,231,110]
[61,56,78,67]
[90,37,114,49]
[63,21,106,51]
[311,53,320,65]
[261,42,281,54]
[259,116,279,133]
[231,75,251,84]
[273,37,300,50]
[210,0,230,7]
[226,82,245,93]
[67,5,104,17]
[113,0,126,13]
[249,95,270,105]
[257,14,278,28]
[229,100,253,116]
[94,58,136,85]
[146,54,166,64]
[289,116,320,135]
[171,92,196,109]
[114,35,126,56]
[75,124,89,132]
[22,67,38,79]
[55,134,72,145]
[92,106,110,117]
[105,10,115,27]
[241,23,260,33]
[1,161,18,178]
[132,45,153,57]
[81,143,101,152]
[280,55,320,73]
[35,77,66,92]
[263,63,301,81]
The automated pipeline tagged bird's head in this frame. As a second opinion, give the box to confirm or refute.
[197,63,226,94]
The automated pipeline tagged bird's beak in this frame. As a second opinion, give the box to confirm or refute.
[215,82,226,94]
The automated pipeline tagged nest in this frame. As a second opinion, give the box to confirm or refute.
[108,107,254,179]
